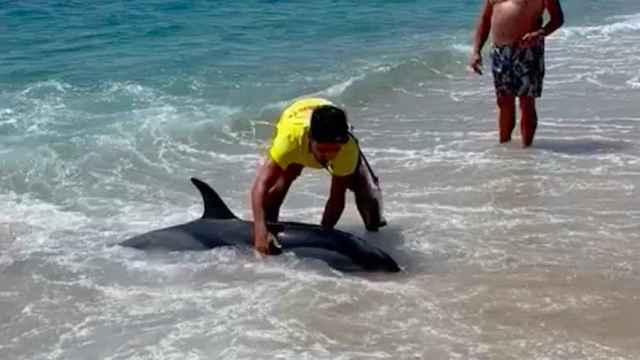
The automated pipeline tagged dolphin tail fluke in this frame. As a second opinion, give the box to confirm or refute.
[190,177,238,220]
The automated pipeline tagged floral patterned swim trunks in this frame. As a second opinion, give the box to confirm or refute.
[491,41,545,98]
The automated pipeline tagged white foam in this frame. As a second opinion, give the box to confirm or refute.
[627,76,640,89]
[558,12,640,38]
[450,43,473,54]
[0,108,17,126]
[104,81,157,100]
[19,80,71,98]
[319,76,364,97]
[316,75,363,98]
[0,192,90,250]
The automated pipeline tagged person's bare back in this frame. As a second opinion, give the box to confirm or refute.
[490,0,544,45]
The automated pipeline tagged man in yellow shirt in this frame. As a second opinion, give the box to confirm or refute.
[251,97,386,254]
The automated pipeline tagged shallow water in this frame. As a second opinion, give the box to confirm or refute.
[1,1,640,359]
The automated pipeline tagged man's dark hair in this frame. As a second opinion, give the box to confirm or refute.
[309,105,349,144]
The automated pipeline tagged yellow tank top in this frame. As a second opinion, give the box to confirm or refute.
[269,97,359,176]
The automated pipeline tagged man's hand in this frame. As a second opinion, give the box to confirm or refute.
[469,52,483,75]
[520,29,544,47]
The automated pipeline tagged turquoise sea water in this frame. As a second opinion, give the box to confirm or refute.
[1,1,640,359]
[2,1,637,103]
[2,0,639,195]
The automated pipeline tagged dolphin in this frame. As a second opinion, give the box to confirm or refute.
[120,178,400,272]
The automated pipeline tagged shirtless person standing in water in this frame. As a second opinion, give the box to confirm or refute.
[469,0,564,147]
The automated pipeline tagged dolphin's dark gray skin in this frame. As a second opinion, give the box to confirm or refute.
[120,178,400,272]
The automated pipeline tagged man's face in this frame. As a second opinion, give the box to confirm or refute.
[311,141,342,163]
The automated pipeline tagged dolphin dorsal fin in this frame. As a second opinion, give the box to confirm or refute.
[190,177,237,220]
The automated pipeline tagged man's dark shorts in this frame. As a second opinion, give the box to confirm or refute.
[491,40,545,98]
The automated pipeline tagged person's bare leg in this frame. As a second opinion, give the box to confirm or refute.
[519,96,538,147]
[264,164,303,222]
[496,95,516,143]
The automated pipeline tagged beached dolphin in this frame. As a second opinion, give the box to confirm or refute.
[120,178,400,272]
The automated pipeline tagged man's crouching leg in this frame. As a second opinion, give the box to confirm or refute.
[349,158,387,232]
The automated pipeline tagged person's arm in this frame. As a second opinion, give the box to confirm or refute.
[542,0,564,36]
[321,175,349,229]
[251,159,283,254]
[469,0,493,75]
[522,0,564,45]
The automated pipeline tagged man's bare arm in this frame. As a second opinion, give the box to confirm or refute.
[522,0,564,46]
[251,159,283,254]
[542,0,564,36]
[469,0,493,74]
[321,175,349,229]
[472,0,493,54]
